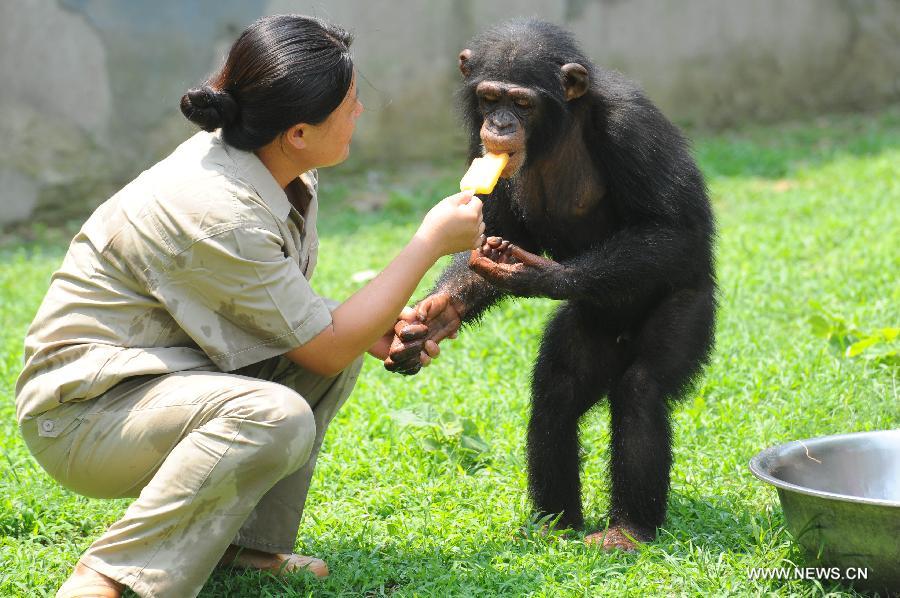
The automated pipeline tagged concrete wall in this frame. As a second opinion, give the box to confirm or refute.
[2,0,899,227]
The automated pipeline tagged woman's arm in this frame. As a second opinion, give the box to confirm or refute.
[285,192,483,376]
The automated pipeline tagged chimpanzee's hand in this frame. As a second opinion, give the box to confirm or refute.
[384,292,463,375]
[469,236,563,297]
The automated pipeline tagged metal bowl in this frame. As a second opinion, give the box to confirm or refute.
[750,429,900,594]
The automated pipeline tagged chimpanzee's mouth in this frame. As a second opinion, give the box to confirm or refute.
[499,151,525,178]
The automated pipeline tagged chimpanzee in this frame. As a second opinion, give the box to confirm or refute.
[385,18,716,550]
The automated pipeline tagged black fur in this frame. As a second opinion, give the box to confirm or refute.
[434,19,717,539]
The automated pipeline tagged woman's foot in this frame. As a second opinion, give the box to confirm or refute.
[56,561,124,598]
[217,544,329,578]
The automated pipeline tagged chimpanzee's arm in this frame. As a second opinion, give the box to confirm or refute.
[431,251,504,324]
[470,219,712,312]
[544,222,712,308]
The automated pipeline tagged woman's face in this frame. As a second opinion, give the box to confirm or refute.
[304,74,364,168]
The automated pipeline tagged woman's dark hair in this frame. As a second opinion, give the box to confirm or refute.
[180,14,354,151]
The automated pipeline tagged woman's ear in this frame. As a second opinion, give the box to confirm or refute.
[284,123,308,151]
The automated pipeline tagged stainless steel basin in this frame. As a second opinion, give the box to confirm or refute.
[750,429,900,594]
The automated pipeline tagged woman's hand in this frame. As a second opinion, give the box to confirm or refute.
[414,191,485,258]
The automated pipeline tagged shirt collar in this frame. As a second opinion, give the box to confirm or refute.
[211,130,315,222]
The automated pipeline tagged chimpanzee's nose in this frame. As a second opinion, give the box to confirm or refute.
[489,111,517,136]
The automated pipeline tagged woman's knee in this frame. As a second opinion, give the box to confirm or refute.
[222,382,316,471]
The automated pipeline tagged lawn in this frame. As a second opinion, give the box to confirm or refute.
[1,106,898,597]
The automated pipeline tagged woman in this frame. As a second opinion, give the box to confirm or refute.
[15,15,483,598]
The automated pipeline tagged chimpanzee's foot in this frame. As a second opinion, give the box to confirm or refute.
[584,524,654,551]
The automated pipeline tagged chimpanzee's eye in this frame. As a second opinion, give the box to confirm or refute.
[514,98,532,109]
[481,93,499,104]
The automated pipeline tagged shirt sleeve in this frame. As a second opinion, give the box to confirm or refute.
[150,225,333,371]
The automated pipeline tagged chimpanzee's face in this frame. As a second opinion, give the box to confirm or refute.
[474,80,534,177]
[459,48,589,179]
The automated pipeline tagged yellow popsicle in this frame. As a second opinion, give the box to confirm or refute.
[459,152,509,194]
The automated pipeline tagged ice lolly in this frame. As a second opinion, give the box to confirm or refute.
[459,152,509,194]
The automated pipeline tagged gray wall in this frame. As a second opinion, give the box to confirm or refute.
[2,0,899,227]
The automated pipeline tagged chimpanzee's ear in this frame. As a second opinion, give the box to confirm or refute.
[459,49,473,77]
[561,63,588,101]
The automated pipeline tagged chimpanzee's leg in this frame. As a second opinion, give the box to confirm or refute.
[599,362,673,548]
[594,287,715,550]
[527,301,624,530]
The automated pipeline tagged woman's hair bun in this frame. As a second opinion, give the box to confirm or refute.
[180,85,239,131]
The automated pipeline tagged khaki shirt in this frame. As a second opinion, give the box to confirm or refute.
[14,131,333,425]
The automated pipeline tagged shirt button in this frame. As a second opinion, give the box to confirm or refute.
[41,420,55,433]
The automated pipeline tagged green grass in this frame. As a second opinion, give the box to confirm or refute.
[2,106,898,597]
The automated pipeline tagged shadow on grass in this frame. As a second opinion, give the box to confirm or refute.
[660,491,766,553]
[197,537,549,597]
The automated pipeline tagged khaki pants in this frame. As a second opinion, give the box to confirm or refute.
[20,354,363,598]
